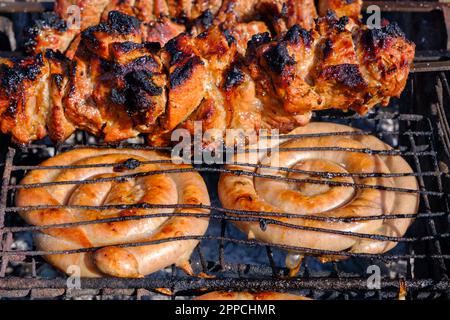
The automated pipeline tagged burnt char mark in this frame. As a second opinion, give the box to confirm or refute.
[126,88,156,117]
[335,16,349,32]
[248,32,271,50]
[127,56,159,72]
[263,43,296,74]
[0,54,44,96]
[110,88,127,105]
[144,42,162,51]
[323,39,333,59]
[23,12,67,53]
[165,36,190,66]
[52,74,64,90]
[325,9,338,20]
[111,69,163,117]
[218,24,236,46]
[169,56,203,88]
[321,64,367,89]
[114,158,142,172]
[107,11,141,34]
[223,64,245,91]
[197,10,214,29]
[112,41,144,53]
[45,49,67,62]
[223,29,236,47]
[68,60,78,96]
[284,25,312,47]
[361,22,406,52]
[99,59,114,73]
[82,11,141,48]
[197,31,208,39]
[280,2,288,16]
[81,24,109,48]
[7,99,19,116]
[320,11,348,32]
[125,70,162,96]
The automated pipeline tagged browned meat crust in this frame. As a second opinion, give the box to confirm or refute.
[3,11,414,145]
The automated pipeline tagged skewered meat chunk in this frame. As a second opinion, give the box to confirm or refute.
[65,12,166,141]
[2,11,414,145]
[0,51,74,143]
[46,51,76,141]
[245,13,414,119]
[23,12,79,56]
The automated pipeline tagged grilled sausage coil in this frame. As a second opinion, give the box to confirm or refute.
[16,148,210,277]
[218,122,419,256]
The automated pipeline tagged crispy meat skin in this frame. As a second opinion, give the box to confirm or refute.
[2,11,414,145]
[24,0,360,55]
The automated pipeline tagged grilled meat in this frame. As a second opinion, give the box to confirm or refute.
[24,0,361,55]
[3,11,414,145]
[23,12,79,56]
[0,51,74,142]
[245,13,414,127]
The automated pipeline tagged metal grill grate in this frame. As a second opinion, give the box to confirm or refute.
[0,0,449,301]
[0,70,449,300]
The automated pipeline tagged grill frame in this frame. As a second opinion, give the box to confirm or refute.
[0,89,449,300]
[0,0,449,300]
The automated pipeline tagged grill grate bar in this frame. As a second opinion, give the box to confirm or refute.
[0,276,449,293]
[412,61,450,73]
[8,161,443,179]
[1,235,450,260]
[407,114,448,277]
[1,206,447,222]
[0,56,448,299]
[0,213,449,244]
[5,166,444,196]
[0,147,14,277]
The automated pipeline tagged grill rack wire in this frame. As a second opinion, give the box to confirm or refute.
[0,0,449,300]
[0,71,450,299]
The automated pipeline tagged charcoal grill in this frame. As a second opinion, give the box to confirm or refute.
[0,0,449,300]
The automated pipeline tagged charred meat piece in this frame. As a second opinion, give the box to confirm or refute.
[110,42,167,134]
[244,13,414,120]
[0,54,51,143]
[81,10,143,59]
[23,12,78,55]
[46,51,76,142]
[160,34,209,131]
[0,51,75,144]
